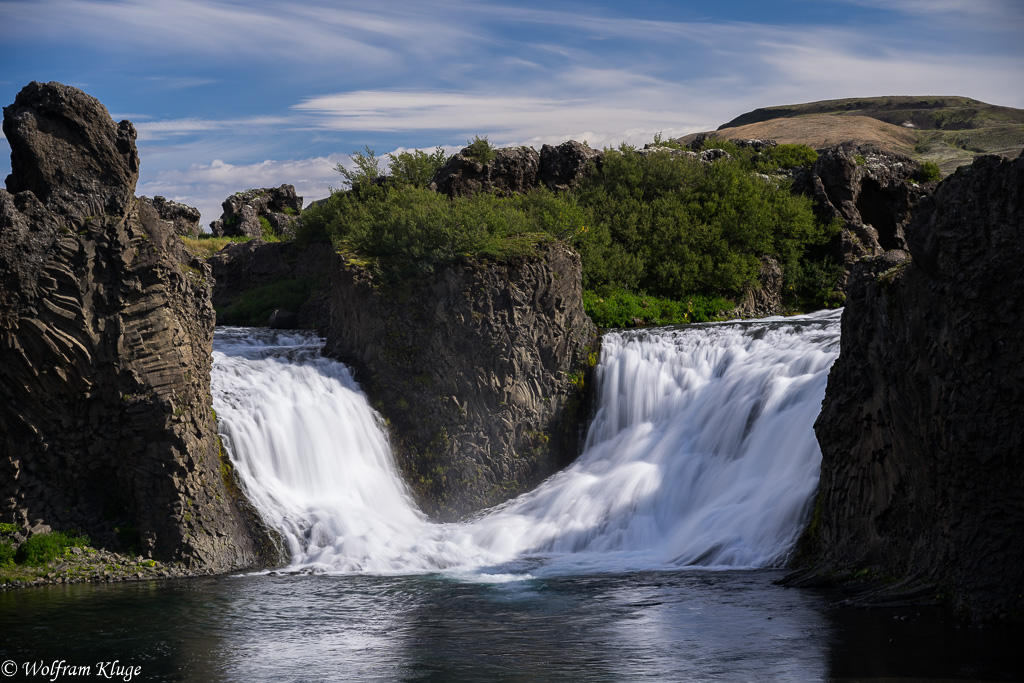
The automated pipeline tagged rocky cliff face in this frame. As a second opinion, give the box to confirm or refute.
[324,242,599,520]
[0,82,278,570]
[793,144,933,283]
[800,150,1024,621]
[208,239,333,329]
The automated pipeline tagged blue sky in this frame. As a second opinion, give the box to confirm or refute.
[2,0,1022,225]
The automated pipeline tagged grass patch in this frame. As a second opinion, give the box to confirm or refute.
[215,277,315,326]
[181,234,252,259]
[14,530,90,566]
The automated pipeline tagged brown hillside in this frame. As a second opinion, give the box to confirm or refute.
[683,115,918,155]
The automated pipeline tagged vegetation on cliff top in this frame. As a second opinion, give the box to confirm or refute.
[300,139,841,327]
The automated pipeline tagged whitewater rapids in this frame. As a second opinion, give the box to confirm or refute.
[211,310,841,577]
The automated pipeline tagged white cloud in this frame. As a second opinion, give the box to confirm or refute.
[138,155,349,227]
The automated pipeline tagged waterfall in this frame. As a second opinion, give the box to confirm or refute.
[211,310,841,575]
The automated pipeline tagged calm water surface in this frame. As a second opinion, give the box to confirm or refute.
[2,569,1020,682]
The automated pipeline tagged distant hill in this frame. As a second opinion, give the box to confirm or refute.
[682,96,1024,176]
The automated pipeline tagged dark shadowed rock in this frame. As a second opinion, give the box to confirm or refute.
[793,150,1024,622]
[207,239,333,330]
[139,195,202,237]
[430,146,540,197]
[325,242,599,520]
[3,81,139,220]
[210,184,302,239]
[538,140,602,191]
[0,82,279,570]
[793,144,933,280]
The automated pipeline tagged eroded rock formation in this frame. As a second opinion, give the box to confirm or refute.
[139,195,202,237]
[430,141,602,198]
[325,242,599,520]
[0,81,278,570]
[793,144,933,277]
[796,150,1024,622]
[209,185,303,239]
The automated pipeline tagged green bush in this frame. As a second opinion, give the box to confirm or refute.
[916,161,941,182]
[14,530,90,566]
[463,135,496,164]
[761,144,818,170]
[335,146,384,188]
[388,147,449,187]
[584,289,731,328]
[0,541,14,567]
[308,140,839,326]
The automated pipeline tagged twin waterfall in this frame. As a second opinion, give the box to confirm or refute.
[211,311,841,577]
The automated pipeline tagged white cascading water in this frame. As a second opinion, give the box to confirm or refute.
[211,310,841,576]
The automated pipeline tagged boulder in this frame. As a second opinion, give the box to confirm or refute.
[538,140,602,191]
[793,144,933,280]
[796,150,1024,622]
[430,146,540,197]
[210,184,302,239]
[324,242,600,520]
[3,81,139,220]
[139,195,201,237]
[0,82,279,570]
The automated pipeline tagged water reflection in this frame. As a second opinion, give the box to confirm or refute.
[10,569,1019,682]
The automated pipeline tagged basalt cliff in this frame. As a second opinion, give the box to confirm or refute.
[324,243,598,520]
[794,150,1024,622]
[0,82,278,569]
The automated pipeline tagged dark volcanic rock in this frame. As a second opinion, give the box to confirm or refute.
[793,144,933,281]
[430,146,540,197]
[538,140,602,191]
[324,242,599,520]
[139,195,202,237]
[4,81,139,220]
[207,239,333,330]
[210,185,302,239]
[800,150,1024,622]
[0,82,279,570]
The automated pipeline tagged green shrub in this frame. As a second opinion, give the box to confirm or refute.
[0,541,14,567]
[916,161,941,182]
[388,147,449,187]
[584,288,731,328]
[335,146,384,188]
[761,144,818,170]
[0,522,17,535]
[463,135,496,164]
[14,530,90,566]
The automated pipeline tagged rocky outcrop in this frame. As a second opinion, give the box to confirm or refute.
[324,242,599,520]
[209,185,302,239]
[730,256,784,318]
[139,195,201,237]
[538,140,602,191]
[430,146,540,197]
[793,144,933,277]
[208,239,333,330]
[430,141,602,197]
[794,150,1024,622]
[0,82,278,570]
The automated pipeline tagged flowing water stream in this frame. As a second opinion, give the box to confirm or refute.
[210,310,840,578]
[5,311,1020,681]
